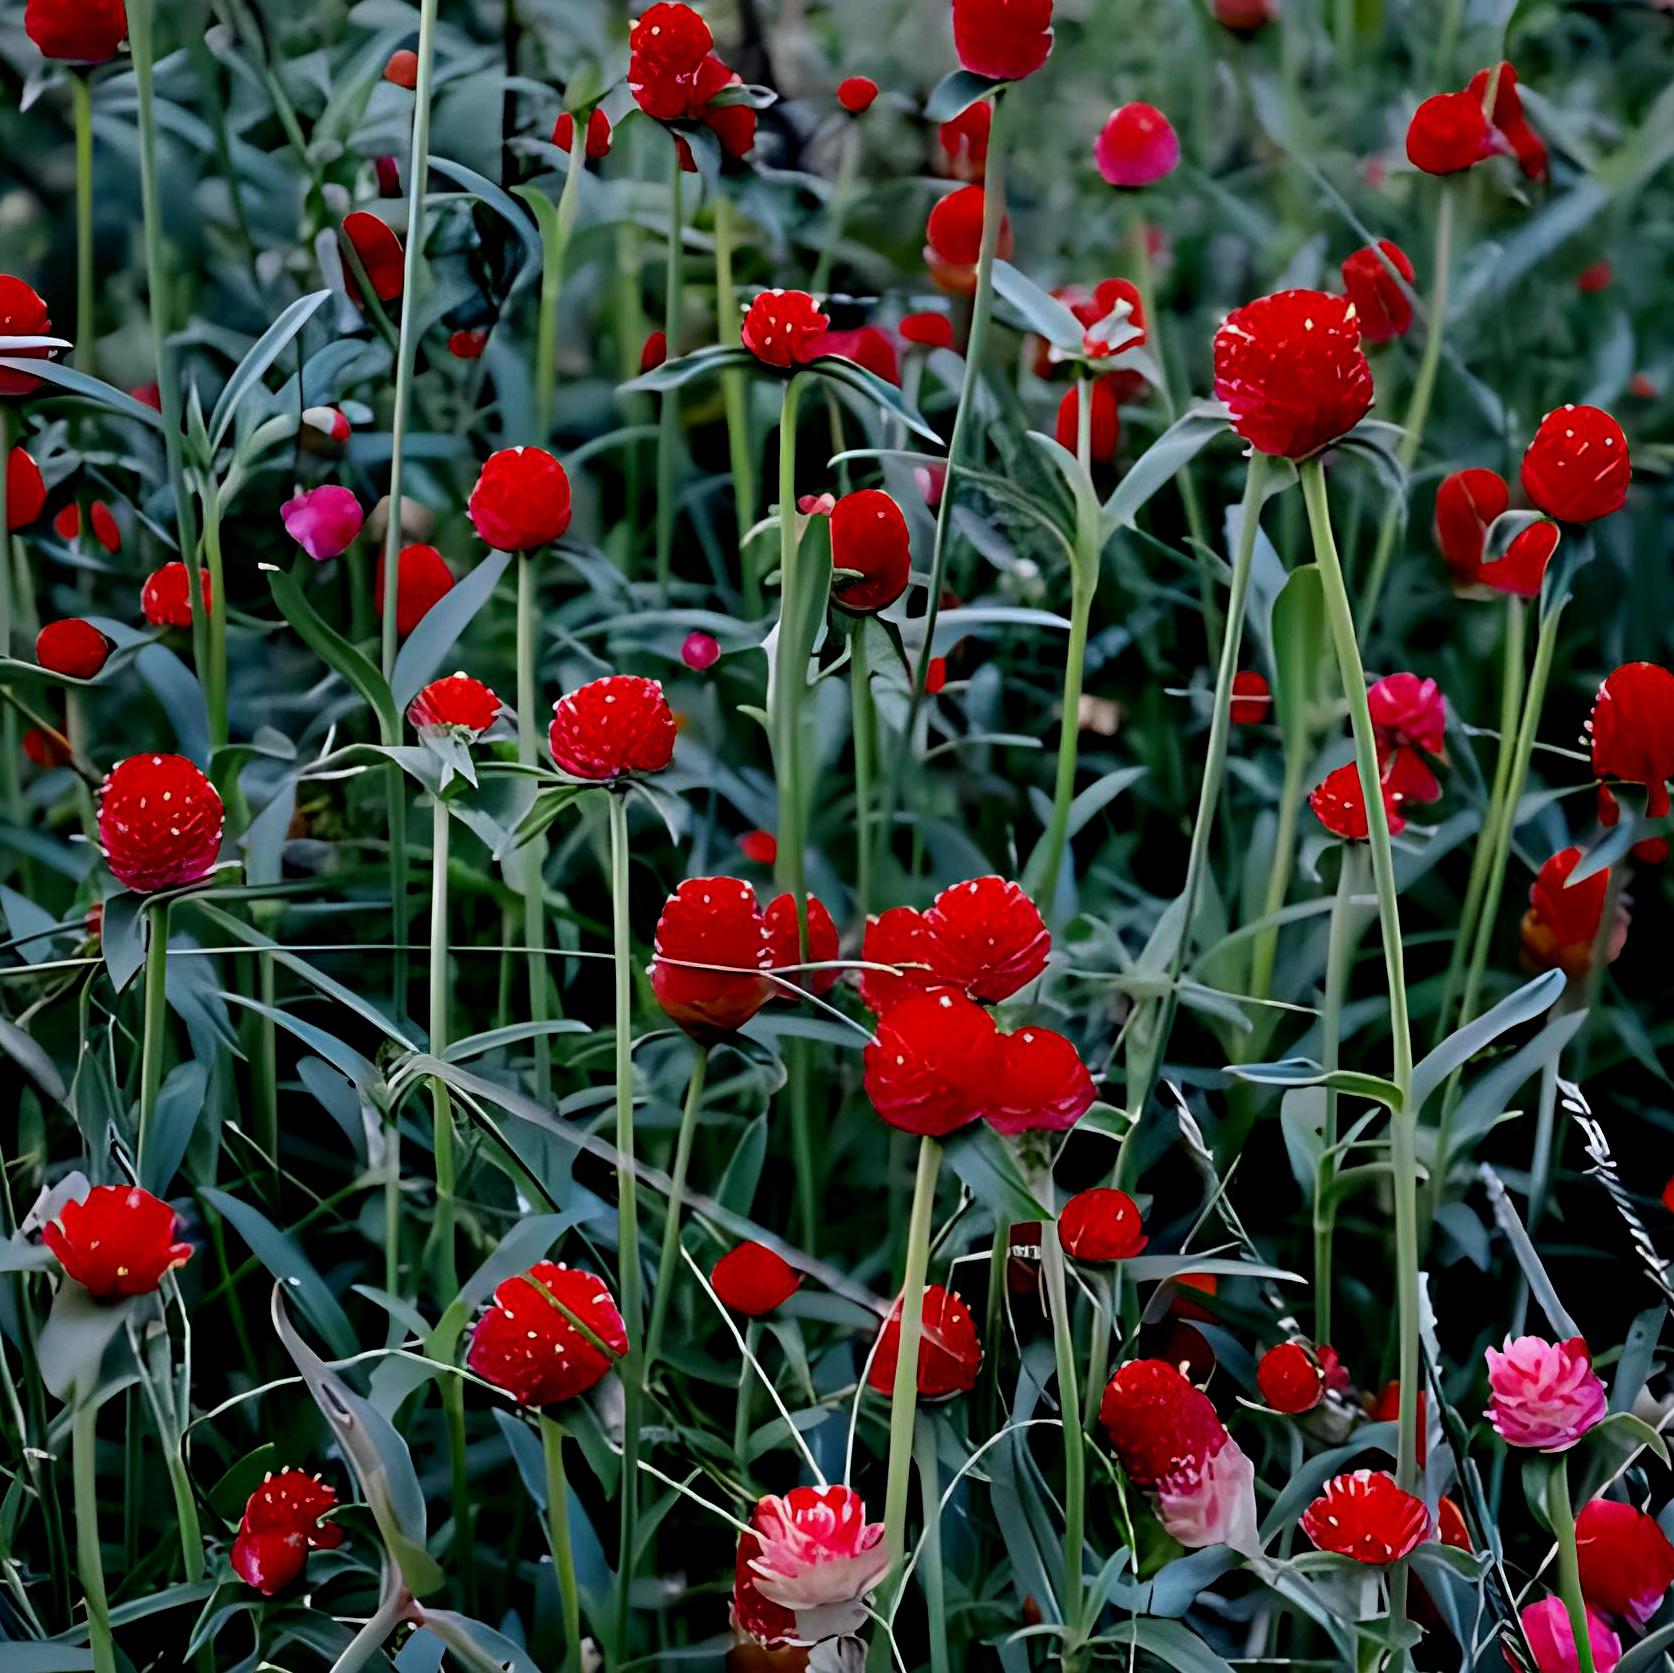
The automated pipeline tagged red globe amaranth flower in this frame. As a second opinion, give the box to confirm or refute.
[408,672,501,736]
[375,543,454,636]
[302,405,352,448]
[685,54,758,164]
[467,1262,627,1406]
[808,325,900,386]
[231,1471,344,1595]
[1577,261,1612,295]
[830,489,911,614]
[1300,1470,1431,1563]
[739,829,778,866]
[1311,760,1407,840]
[863,990,999,1135]
[1370,672,1446,805]
[1095,103,1181,188]
[628,3,713,119]
[866,1283,982,1398]
[1099,1358,1229,1486]
[56,501,123,552]
[339,212,405,306]
[469,446,572,550]
[1434,467,1508,588]
[24,727,71,769]
[857,905,945,1013]
[43,1185,193,1297]
[937,101,992,181]
[712,1242,800,1316]
[141,562,212,629]
[553,107,612,159]
[1469,61,1547,181]
[7,447,46,529]
[764,892,840,997]
[1230,670,1271,724]
[281,484,364,560]
[1438,1496,1472,1551]
[1074,276,1148,356]
[741,290,831,369]
[25,0,127,61]
[1059,1187,1147,1261]
[1257,1342,1325,1414]
[1405,91,1493,174]
[99,753,224,893]
[837,75,879,114]
[1577,1498,1674,1629]
[952,0,1054,81]
[1590,663,1674,825]
[640,330,669,373]
[1340,241,1415,344]
[448,329,489,360]
[1212,0,1276,29]
[0,277,53,398]
[1517,1596,1622,1673]
[1520,848,1627,979]
[732,1485,888,1648]
[36,619,109,680]
[651,877,773,1038]
[924,186,1014,295]
[383,48,418,87]
[1213,289,1374,459]
[549,675,676,781]
[681,630,720,670]
[1521,405,1631,524]
[374,155,401,197]
[985,1026,1095,1134]
[1056,378,1121,463]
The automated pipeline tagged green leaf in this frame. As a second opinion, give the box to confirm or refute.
[391,548,513,709]
[0,357,166,429]
[1100,404,1229,536]
[266,566,400,741]
[924,68,1002,124]
[991,260,1085,349]
[209,288,331,448]
[944,1124,1049,1224]
[38,1282,139,1406]
[620,343,754,395]
[812,356,943,445]
[427,155,543,293]
[0,1016,66,1106]
[1410,969,1568,1113]
[1270,565,1328,757]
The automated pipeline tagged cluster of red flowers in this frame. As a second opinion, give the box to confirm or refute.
[627,2,756,171]
[1406,61,1547,179]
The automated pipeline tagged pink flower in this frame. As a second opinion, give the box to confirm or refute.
[1517,1596,1622,1673]
[1156,1439,1261,1554]
[681,630,720,671]
[1094,102,1181,188]
[281,486,364,561]
[734,1485,889,1646]
[1485,1335,1607,1451]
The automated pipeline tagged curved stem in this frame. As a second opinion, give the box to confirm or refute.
[533,148,584,441]
[328,1595,407,1673]
[136,899,172,1177]
[1551,1457,1598,1673]
[72,1402,115,1673]
[1249,741,1307,1002]
[655,153,684,600]
[200,474,228,756]
[646,1044,709,1369]
[541,1415,583,1673]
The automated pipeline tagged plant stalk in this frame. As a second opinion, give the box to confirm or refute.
[646,1044,709,1369]
[71,1402,115,1673]
[136,899,171,1174]
[655,153,684,600]
[71,72,96,377]
[542,1414,583,1673]
[1551,1458,1598,1673]
[714,194,760,616]
[516,554,553,1105]
[428,795,457,1294]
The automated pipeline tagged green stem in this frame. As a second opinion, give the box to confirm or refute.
[71,1403,115,1673]
[1551,1457,1598,1673]
[811,123,859,297]
[646,1044,708,1369]
[533,145,585,441]
[428,796,457,1295]
[516,555,553,1105]
[1041,1219,1085,1651]
[1316,846,1365,1346]
[541,1415,582,1673]
[788,1040,817,1256]
[1249,742,1307,1002]
[714,195,760,617]
[850,618,876,922]
[733,1320,758,1464]
[200,474,229,755]
[71,73,96,378]
[913,1414,950,1673]
[655,154,684,600]
[136,899,171,1175]
[443,1373,475,1611]
[772,375,809,925]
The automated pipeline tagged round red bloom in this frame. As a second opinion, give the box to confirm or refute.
[857,905,945,1013]
[1517,1596,1621,1673]
[36,618,110,680]
[711,1241,800,1316]
[684,54,757,162]
[1213,289,1374,459]
[808,326,900,386]
[1520,847,1627,980]
[1469,61,1547,182]
[375,543,454,637]
[1520,405,1631,524]
[1369,1379,1429,1465]
[764,891,840,996]
[1341,241,1415,344]
[1257,1342,1325,1414]
[681,630,720,671]
[830,489,911,614]
[1230,670,1271,724]
[7,447,46,530]
[548,674,676,781]
[467,1261,627,1406]
[1074,277,1147,356]
[1577,1498,1674,1629]
[866,1283,982,1398]
[1577,261,1612,295]
[99,753,224,893]
[408,672,501,735]
[628,3,713,119]
[1213,0,1276,28]
[651,877,773,1038]
[925,875,1051,1003]
[231,1470,344,1595]
[1434,467,1509,588]
[448,328,488,360]
[741,290,831,369]
[469,446,572,550]
[985,1026,1095,1134]
[733,831,774,869]
[900,311,955,351]
[141,562,212,629]
[1095,102,1181,188]
[25,0,127,61]
[553,107,612,159]
[24,727,71,769]
[952,0,1053,80]
[1370,672,1446,806]
[1059,1187,1147,1261]
[937,101,992,181]
[1301,1470,1430,1563]
[1405,91,1493,175]
[1311,760,1406,840]
[1056,377,1121,462]
[384,48,418,87]
[43,1185,193,1297]
[640,330,669,373]
[863,990,999,1135]
[732,1484,887,1648]
[0,277,53,398]
[1099,1358,1229,1486]
[339,212,405,306]
[1590,663,1674,825]
[924,186,1014,297]
[837,75,879,114]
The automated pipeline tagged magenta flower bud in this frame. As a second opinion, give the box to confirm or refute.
[1518,1596,1622,1673]
[1094,102,1181,188]
[1485,1335,1607,1452]
[282,486,365,561]
[681,631,720,671]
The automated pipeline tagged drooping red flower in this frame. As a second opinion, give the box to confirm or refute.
[553,107,612,159]
[99,753,224,893]
[741,290,831,369]
[901,310,955,350]
[863,989,999,1135]
[924,185,1014,295]
[1056,377,1121,462]
[7,447,46,529]
[627,3,714,119]
[408,672,501,736]
[1434,466,1509,588]
[375,543,454,637]
[231,1470,344,1595]
[25,0,127,62]
[468,1261,627,1406]
[548,674,676,781]
[1311,760,1407,840]
[1099,1358,1230,1486]
[937,101,992,181]
[830,489,911,614]
[36,618,110,680]
[1340,241,1416,344]
[808,325,900,386]
[1590,663,1674,824]
[1468,61,1547,181]
[951,0,1054,81]
[837,75,880,114]
[383,47,418,87]
[681,630,720,671]
[469,446,572,550]
[732,1485,888,1648]
[712,1241,801,1316]
[1094,102,1181,188]
[764,892,840,997]
[141,562,212,629]
[339,212,405,306]
[1405,90,1493,175]
[1520,405,1631,524]
[1369,672,1446,806]
[1300,1470,1431,1563]
[0,276,53,398]
[866,1283,983,1398]
[1577,1498,1674,1629]
[1520,847,1628,979]
[1257,1341,1325,1414]
[1230,669,1271,724]
[1058,1187,1147,1261]
[44,1185,193,1297]
[1213,289,1374,459]
[985,1025,1095,1134]
[651,877,774,1038]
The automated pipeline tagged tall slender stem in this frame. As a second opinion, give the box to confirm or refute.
[1316,846,1366,1346]
[71,73,96,377]
[516,555,553,1105]
[199,474,229,755]
[1550,1458,1598,1673]
[428,796,457,1294]
[72,1402,115,1673]
[655,154,684,600]
[136,900,171,1175]
[913,1414,950,1673]
[1041,1219,1086,1657]
[541,1415,583,1673]
[533,146,585,441]
[811,122,859,297]
[1249,740,1308,1002]
[646,1045,708,1369]
[850,618,876,922]
[771,376,809,932]
[714,195,760,616]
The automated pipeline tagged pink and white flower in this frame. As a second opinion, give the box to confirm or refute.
[1485,1335,1607,1452]
[733,1485,888,1647]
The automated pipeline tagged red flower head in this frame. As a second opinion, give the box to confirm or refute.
[938,101,992,181]
[902,310,956,350]
[1406,91,1493,175]
[56,502,123,551]
[866,1283,983,1398]
[1369,671,1446,806]
[141,562,212,629]
[339,212,405,306]
[1095,103,1181,188]
[1058,1187,1147,1261]
[985,1025,1095,1134]
[408,672,501,736]
[1590,663,1674,824]
[36,618,110,680]
[1520,847,1627,980]
[952,0,1054,81]
[375,543,454,637]
[925,656,949,694]
[764,891,840,997]
[448,329,489,361]
[838,75,880,114]
[99,753,224,893]
[1577,261,1612,296]
[1577,1498,1674,1629]
[384,47,418,87]
[281,484,364,561]
[712,1241,801,1316]
[1300,1470,1431,1563]
[231,1471,344,1595]
[1311,760,1407,840]
[25,0,127,61]
[44,1185,193,1297]
[24,727,71,769]
[467,1261,627,1406]
[640,330,669,373]
[925,186,1014,295]
[1468,61,1547,181]
[0,276,53,398]
[1230,670,1271,724]
[7,447,46,529]
[732,1484,888,1648]
[1098,1358,1230,1486]
[863,989,999,1135]
[739,828,778,866]
[628,3,713,119]
[1521,405,1631,525]
[926,874,1051,1002]
[681,629,720,671]
[549,674,676,781]
[1075,276,1147,356]
[1056,377,1121,463]
[1212,0,1276,29]
[553,107,612,159]
[1438,1495,1471,1551]
[679,52,758,165]
[1213,289,1374,459]
[858,905,946,1013]
[469,446,572,550]
[1434,467,1509,588]
[808,325,900,386]
[1517,1596,1622,1673]
[741,290,831,369]
[1257,1341,1325,1414]
[1341,241,1416,344]
[651,877,773,1038]
[830,489,911,614]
